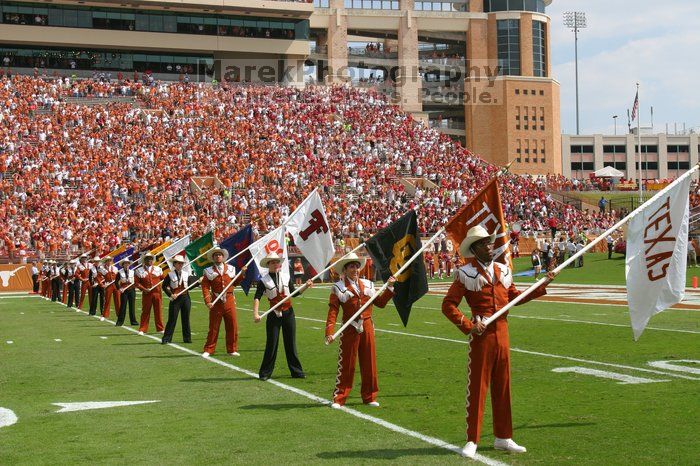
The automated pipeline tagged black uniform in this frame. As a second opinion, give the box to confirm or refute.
[66,265,80,308]
[50,266,62,302]
[88,265,104,315]
[115,268,138,326]
[255,273,305,380]
[161,270,199,344]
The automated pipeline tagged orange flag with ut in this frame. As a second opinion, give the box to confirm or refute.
[445,177,511,265]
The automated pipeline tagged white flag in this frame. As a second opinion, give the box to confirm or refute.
[249,226,289,285]
[285,190,334,273]
[626,176,690,340]
[163,235,191,274]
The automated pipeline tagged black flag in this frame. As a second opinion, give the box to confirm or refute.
[365,210,428,326]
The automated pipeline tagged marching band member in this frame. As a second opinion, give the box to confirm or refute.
[115,258,138,327]
[325,253,395,408]
[66,259,80,309]
[50,260,62,302]
[76,254,91,309]
[201,247,246,358]
[136,253,164,335]
[161,255,198,344]
[253,252,312,381]
[97,256,120,320]
[88,256,104,316]
[441,226,554,459]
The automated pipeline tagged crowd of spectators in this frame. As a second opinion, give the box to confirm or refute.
[0,75,646,261]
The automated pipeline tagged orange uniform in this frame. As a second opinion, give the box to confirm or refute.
[136,265,164,333]
[97,264,120,318]
[442,259,546,444]
[201,264,244,354]
[76,261,90,308]
[325,277,394,406]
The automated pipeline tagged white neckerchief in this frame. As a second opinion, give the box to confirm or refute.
[347,277,361,295]
[477,259,495,283]
[216,263,225,275]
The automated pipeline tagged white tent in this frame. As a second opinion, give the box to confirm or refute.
[594,166,624,178]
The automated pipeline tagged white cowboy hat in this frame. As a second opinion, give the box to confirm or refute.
[142,252,156,260]
[459,225,496,258]
[260,252,282,269]
[333,252,367,275]
[91,256,101,262]
[207,247,229,262]
[171,255,187,264]
[101,256,113,263]
[69,259,78,264]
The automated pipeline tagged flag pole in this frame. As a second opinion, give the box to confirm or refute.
[169,246,248,298]
[637,82,643,204]
[146,242,215,293]
[328,226,445,343]
[257,242,366,320]
[482,162,700,328]
[210,256,256,305]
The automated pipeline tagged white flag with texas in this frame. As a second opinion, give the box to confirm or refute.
[285,189,334,273]
[626,176,691,340]
[250,225,289,284]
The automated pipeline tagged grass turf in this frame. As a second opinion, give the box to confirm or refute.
[510,253,700,287]
[0,284,698,465]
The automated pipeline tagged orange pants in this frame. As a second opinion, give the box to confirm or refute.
[333,318,378,406]
[466,319,512,443]
[41,279,49,297]
[203,301,237,355]
[103,286,120,319]
[139,292,163,332]
[79,281,90,309]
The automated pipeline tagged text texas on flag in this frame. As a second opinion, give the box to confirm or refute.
[285,189,334,273]
[626,175,691,340]
[445,177,510,264]
[365,210,428,326]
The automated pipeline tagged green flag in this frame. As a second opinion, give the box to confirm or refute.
[365,210,428,327]
[185,231,214,276]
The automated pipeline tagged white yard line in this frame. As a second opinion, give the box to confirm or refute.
[42,300,505,465]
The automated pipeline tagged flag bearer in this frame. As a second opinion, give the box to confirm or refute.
[136,253,164,335]
[441,225,554,459]
[253,252,312,381]
[161,255,198,344]
[115,258,138,326]
[201,247,246,357]
[325,253,395,408]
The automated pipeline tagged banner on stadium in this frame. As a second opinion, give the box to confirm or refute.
[445,177,510,265]
[220,226,260,295]
[285,190,335,273]
[0,265,33,292]
[365,210,428,326]
[626,175,690,340]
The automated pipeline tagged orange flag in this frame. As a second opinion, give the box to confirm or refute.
[445,177,511,265]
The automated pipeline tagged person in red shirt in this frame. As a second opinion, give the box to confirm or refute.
[442,226,555,459]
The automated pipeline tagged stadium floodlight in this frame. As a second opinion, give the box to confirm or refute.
[563,11,587,135]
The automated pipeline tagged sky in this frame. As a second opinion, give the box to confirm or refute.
[547,0,700,135]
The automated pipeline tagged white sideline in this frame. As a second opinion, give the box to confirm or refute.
[230,305,700,382]
[45,302,507,465]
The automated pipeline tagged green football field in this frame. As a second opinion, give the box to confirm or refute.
[1,273,698,465]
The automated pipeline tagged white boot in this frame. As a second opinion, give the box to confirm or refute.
[202,352,211,358]
[367,401,380,407]
[330,402,342,409]
[494,438,526,453]
[461,441,477,459]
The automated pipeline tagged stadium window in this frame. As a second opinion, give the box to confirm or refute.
[539,90,544,96]
[515,89,520,95]
[582,162,594,170]
[523,89,528,95]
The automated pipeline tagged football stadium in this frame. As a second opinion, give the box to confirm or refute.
[0,0,698,464]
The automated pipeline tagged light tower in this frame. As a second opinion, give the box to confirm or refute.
[563,11,587,135]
